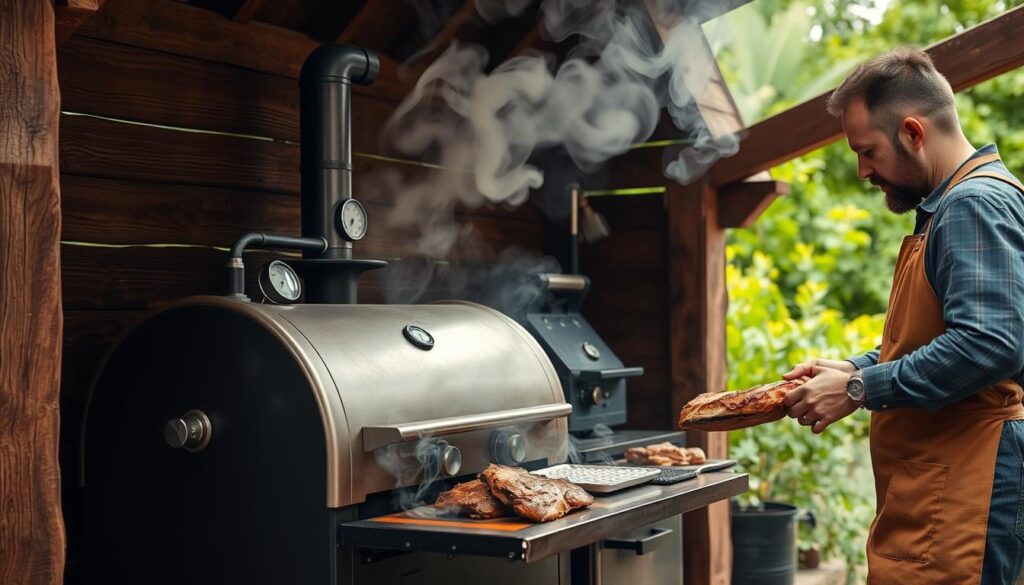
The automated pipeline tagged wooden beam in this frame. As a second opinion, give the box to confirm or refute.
[643,1,745,141]
[718,179,790,228]
[54,0,105,46]
[233,0,265,23]
[0,1,66,585]
[667,179,731,585]
[76,0,412,102]
[411,1,479,77]
[338,0,412,54]
[708,3,1024,188]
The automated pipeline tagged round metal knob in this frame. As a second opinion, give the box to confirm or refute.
[164,410,212,452]
[589,386,605,405]
[491,432,527,465]
[440,444,462,477]
[582,341,601,360]
[505,434,527,464]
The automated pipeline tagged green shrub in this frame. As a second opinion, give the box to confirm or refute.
[726,248,881,571]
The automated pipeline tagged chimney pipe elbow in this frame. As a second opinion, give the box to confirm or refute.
[300,44,380,86]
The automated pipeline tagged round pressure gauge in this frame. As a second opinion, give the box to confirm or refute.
[257,260,302,304]
[336,198,368,241]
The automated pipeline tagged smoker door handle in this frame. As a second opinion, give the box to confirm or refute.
[361,403,573,452]
[603,527,674,555]
[577,367,645,382]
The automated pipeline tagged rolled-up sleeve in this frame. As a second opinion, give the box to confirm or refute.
[867,191,1024,411]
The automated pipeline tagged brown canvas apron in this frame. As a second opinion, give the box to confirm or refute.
[867,153,1024,584]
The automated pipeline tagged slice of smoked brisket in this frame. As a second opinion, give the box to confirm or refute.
[433,479,509,519]
[480,464,594,522]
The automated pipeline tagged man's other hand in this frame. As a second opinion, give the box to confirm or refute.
[783,358,856,381]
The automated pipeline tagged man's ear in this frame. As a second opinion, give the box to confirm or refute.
[901,117,926,150]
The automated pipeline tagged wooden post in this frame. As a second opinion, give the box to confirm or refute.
[667,179,731,585]
[0,1,66,585]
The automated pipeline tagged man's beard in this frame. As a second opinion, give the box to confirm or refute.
[874,141,930,214]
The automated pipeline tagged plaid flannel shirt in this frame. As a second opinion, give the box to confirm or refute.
[847,145,1024,411]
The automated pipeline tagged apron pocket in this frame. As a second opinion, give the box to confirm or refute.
[872,459,950,563]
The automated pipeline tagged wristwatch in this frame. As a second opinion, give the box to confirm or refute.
[846,371,866,407]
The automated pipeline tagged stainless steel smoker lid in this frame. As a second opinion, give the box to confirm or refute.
[83,295,570,507]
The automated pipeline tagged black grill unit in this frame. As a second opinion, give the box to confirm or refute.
[520,274,643,435]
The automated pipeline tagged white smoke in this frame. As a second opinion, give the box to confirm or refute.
[363,0,739,298]
[373,435,453,516]
[383,40,659,207]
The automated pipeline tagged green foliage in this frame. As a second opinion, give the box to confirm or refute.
[725,244,882,570]
[712,0,1024,578]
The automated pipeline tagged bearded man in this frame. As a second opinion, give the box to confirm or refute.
[782,47,1024,584]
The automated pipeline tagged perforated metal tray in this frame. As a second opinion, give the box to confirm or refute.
[531,464,661,493]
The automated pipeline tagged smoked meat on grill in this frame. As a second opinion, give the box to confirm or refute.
[433,479,509,519]
[625,442,706,466]
[480,464,594,522]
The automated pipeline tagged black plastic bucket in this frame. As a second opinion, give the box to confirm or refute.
[731,501,800,585]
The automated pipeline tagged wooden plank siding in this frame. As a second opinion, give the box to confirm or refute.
[580,195,673,432]
[53,3,546,581]
[75,0,411,101]
[60,175,541,254]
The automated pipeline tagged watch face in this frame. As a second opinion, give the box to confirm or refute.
[847,377,866,401]
[337,199,367,241]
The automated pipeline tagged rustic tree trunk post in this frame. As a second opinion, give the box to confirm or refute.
[668,179,731,585]
[0,1,66,584]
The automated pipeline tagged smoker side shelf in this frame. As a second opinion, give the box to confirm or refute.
[338,471,747,563]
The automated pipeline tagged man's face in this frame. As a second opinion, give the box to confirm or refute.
[842,99,931,213]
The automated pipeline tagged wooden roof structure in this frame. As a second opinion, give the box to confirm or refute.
[4,1,1024,584]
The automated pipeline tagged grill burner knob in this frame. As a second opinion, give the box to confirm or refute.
[490,431,527,465]
[439,442,462,477]
[164,410,212,452]
[420,440,461,478]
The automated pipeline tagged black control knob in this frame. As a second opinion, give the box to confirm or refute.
[581,386,606,406]
[164,410,212,452]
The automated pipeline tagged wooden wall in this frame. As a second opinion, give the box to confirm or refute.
[55,1,673,582]
[54,1,547,581]
[581,195,672,431]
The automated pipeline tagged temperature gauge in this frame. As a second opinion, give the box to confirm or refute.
[257,260,302,304]
[336,198,368,241]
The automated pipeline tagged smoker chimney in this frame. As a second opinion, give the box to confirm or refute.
[296,44,386,304]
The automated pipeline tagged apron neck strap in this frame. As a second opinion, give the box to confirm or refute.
[923,152,1002,235]
[940,152,1001,197]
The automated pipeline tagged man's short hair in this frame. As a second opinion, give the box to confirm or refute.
[826,47,958,136]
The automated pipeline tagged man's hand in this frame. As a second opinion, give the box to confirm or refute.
[782,361,859,434]
[783,358,855,381]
